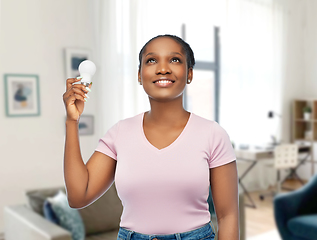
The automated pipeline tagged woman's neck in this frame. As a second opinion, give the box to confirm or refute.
[146,97,190,127]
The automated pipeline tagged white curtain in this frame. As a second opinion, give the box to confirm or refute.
[92,0,149,134]
[220,0,287,190]
[220,0,286,147]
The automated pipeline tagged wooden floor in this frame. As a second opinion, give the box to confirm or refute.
[245,179,306,238]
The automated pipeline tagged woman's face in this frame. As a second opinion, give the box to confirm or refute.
[138,37,193,102]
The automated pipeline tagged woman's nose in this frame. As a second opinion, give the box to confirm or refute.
[156,62,171,75]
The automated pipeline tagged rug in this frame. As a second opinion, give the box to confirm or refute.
[247,229,281,240]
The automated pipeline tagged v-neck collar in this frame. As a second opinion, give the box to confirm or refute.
[140,112,193,154]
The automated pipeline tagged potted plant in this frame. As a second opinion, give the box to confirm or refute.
[303,106,312,120]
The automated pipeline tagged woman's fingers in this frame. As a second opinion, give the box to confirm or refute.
[66,77,82,91]
[64,91,86,106]
[63,77,91,121]
[64,82,89,98]
[63,87,88,102]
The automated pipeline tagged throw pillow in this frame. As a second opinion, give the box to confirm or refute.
[43,200,60,224]
[47,190,85,240]
[25,187,66,216]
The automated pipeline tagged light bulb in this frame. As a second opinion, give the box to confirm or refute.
[78,60,96,87]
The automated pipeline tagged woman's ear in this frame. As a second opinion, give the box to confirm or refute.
[187,68,193,83]
[138,70,142,85]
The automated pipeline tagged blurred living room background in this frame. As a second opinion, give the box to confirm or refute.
[1,0,317,240]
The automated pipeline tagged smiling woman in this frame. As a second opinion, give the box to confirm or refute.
[63,34,239,240]
[138,35,193,105]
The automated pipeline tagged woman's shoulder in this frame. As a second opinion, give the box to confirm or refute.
[191,112,218,127]
[120,112,143,123]
[112,112,143,129]
[191,113,228,134]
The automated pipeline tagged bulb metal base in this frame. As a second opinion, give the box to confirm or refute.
[80,82,90,87]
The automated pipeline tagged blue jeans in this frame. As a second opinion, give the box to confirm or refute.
[117,221,216,240]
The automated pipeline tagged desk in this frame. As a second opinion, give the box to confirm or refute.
[235,145,311,208]
[235,148,274,208]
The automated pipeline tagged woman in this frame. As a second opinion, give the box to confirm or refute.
[63,34,239,240]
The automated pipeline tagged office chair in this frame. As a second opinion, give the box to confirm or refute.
[260,144,298,200]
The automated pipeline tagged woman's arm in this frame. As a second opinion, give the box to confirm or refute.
[210,161,239,240]
[64,120,89,208]
[63,78,90,208]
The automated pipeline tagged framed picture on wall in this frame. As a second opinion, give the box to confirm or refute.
[78,115,94,135]
[64,48,92,80]
[4,74,40,117]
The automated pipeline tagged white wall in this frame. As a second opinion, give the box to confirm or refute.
[304,0,317,97]
[279,0,317,180]
[296,0,317,179]
[277,0,305,143]
[278,0,306,182]
[0,0,101,232]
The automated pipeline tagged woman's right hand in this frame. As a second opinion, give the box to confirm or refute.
[63,77,92,122]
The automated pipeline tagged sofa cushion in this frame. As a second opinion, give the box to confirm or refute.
[43,199,60,224]
[79,184,123,235]
[47,190,85,240]
[288,214,317,239]
[25,186,66,216]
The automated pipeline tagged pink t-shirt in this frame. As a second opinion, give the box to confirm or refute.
[95,112,236,234]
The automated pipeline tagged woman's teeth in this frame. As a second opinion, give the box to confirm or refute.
[156,80,172,83]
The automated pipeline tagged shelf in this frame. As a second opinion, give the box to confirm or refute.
[295,119,314,122]
[294,140,314,147]
[293,99,317,176]
[294,138,312,142]
[294,121,312,139]
[294,100,309,119]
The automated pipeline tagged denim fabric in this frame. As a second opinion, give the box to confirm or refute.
[117,221,216,240]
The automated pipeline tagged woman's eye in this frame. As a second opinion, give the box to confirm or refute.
[146,58,156,63]
[171,58,180,63]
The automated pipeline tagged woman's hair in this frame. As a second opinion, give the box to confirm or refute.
[138,34,195,70]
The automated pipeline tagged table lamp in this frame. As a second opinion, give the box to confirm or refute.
[268,111,282,146]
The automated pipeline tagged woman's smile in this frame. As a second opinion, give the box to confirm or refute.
[153,77,175,87]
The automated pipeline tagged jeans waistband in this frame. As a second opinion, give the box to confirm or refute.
[118,221,216,240]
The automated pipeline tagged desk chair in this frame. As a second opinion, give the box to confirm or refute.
[280,145,311,190]
[260,144,298,200]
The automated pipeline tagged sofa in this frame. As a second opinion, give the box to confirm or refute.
[274,174,317,240]
[4,184,245,240]
[4,184,122,240]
